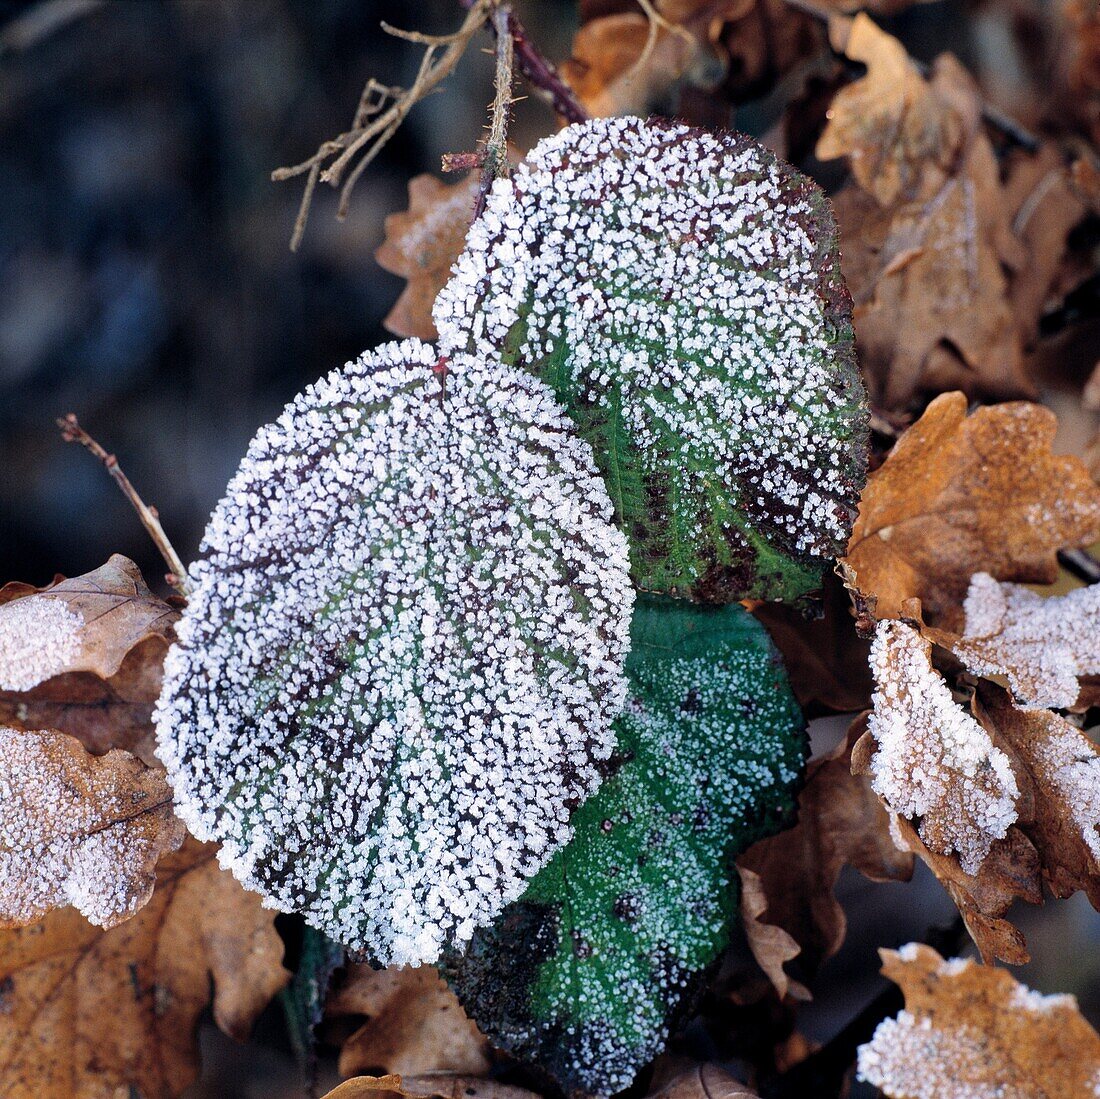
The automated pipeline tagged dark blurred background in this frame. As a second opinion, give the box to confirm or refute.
[1,2,1097,1096]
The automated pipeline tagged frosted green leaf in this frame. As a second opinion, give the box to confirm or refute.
[154,339,634,968]
[435,116,867,604]
[443,596,806,1096]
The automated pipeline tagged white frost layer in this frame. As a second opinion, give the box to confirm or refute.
[0,596,83,691]
[957,572,1100,709]
[434,115,863,569]
[868,620,1018,874]
[155,339,634,966]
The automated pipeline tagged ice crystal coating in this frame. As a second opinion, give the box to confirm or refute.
[956,572,1100,709]
[445,596,806,1096]
[155,339,634,966]
[0,727,184,927]
[434,115,867,604]
[868,621,1018,874]
[0,597,83,691]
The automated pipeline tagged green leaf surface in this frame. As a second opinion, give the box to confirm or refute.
[155,339,634,968]
[443,596,807,1096]
[280,922,345,1083]
[435,116,868,605]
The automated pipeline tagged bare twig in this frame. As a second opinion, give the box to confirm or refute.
[1059,548,1100,586]
[460,0,589,124]
[782,0,1040,152]
[627,0,693,88]
[273,1,491,250]
[57,414,192,597]
[472,5,515,219]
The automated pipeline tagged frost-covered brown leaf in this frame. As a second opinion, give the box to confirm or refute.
[842,391,1100,627]
[858,944,1100,1097]
[0,837,289,1099]
[0,727,183,928]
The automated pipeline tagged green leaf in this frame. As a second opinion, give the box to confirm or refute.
[155,339,634,968]
[435,116,868,605]
[443,596,807,1096]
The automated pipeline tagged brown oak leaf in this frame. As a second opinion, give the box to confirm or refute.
[0,836,290,1099]
[0,727,184,928]
[322,1076,536,1099]
[820,17,1039,409]
[736,866,809,1002]
[647,1063,759,1099]
[737,719,912,985]
[857,944,1100,1097]
[841,391,1100,629]
[375,174,479,341]
[0,555,178,761]
[325,964,489,1079]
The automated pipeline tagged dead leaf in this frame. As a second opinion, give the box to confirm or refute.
[750,573,872,712]
[977,686,1100,909]
[375,174,479,341]
[0,556,178,761]
[322,1076,536,1099]
[647,1063,759,1099]
[0,726,184,928]
[737,719,913,983]
[953,572,1100,708]
[326,964,489,1079]
[817,14,966,206]
[864,620,1020,874]
[857,944,1100,1097]
[737,866,809,1002]
[842,391,1100,629]
[0,836,290,1098]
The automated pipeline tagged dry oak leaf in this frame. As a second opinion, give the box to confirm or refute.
[0,836,290,1099]
[0,554,177,692]
[647,1063,760,1099]
[821,18,1035,408]
[0,555,178,762]
[736,865,809,1002]
[857,943,1100,1098]
[841,391,1100,629]
[865,620,1019,874]
[884,812,1039,965]
[0,727,184,928]
[322,1076,537,1099]
[325,964,489,1079]
[817,14,966,207]
[737,718,912,986]
[375,173,479,341]
[977,686,1100,910]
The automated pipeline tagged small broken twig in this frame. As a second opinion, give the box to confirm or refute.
[273,0,491,250]
[57,414,192,597]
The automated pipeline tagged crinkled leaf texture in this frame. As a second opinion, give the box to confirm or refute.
[443,596,806,1096]
[435,116,867,605]
[155,339,634,967]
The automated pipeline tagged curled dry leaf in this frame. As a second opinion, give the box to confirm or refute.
[857,944,1100,1098]
[954,573,1100,709]
[375,173,479,341]
[842,391,1100,629]
[0,727,184,928]
[325,965,489,1079]
[322,1076,536,1099]
[866,620,1019,875]
[647,1062,759,1099]
[736,865,809,1002]
[820,16,1049,409]
[737,718,912,990]
[0,555,178,762]
[0,836,290,1099]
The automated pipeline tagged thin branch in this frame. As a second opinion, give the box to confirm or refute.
[1059,548,1100,586]
[57,414,192,598]
[627,0,693,88]
[782,0,1040,152]
[273,1,490,250]
[472,5,515,220]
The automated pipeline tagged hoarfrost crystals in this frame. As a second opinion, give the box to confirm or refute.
[155,339,634,966]
[868,620,1018,874]
[0,597,83,691]
[956,572,1100,709]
